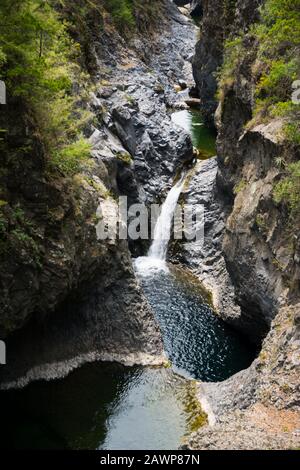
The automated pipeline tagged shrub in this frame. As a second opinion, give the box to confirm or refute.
[218,0,300,142]
[103,0,135,29]
[252,0,300,136]
[218,36,243,94]
[51,137,92,175]
[274,161,300,215]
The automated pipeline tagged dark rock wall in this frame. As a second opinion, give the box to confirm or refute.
[192,0,300,341]
[192,0,262,127]
[187,0,300,449]
[0,2,196,386]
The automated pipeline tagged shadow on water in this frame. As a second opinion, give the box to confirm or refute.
[0,363,205,450]
[0,260,255,450]
[0,264,255,450]
[0,114,254,449]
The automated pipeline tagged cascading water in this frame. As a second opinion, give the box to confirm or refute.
[134,179,253,381]
[148,178,185,261]
[0,140,254,454]
[135,178,185,274]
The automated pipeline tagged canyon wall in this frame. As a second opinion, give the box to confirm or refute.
[187,0,300,449]
[0,1,195,387]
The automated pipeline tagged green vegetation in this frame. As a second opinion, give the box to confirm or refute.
[256,1,300,215]
[103,0,135,29]
[218,0,300,216]
[115,151,133,165]
[183,381,208,434]
[274,161,300,215]
[218,36,243,93]
[234,179,247,194]
[253,0,300,142]
[255,213,268,232]
[0,1,163,176]
[219,0,300,142]
[114,0,164,32]
[0,0,92,175]
[0,204,41,266]
[51,137,92,175]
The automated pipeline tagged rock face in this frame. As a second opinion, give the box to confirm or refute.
[214,29,299,342]
[95,1,196,205]
[0,232,164,389]
[191,0,300,342]
[174,158,242,325]
[186,0,300,450]
[174,0,203,17]
[188,304,300,450]
[192,0,262,126]
[0,2,197,387]
[0,102,165,387]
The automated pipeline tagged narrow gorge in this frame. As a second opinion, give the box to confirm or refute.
[0,0,299,452]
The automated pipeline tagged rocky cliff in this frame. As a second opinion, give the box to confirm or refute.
[186,0,300,449]
[193,0,262,126]
[0,0,196,387]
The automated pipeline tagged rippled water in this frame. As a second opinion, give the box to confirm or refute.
[135,260,254,381]
[0,182,254,450]
[0,261,254,449]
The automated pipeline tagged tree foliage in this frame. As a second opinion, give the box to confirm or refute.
[0,0,163,174]
[0,0,92,174]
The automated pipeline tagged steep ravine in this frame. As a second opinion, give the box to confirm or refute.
[0,2,197,388]
[0,0,298,451]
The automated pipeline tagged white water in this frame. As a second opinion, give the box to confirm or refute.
[135,178,185,275]
[149,178,185,260]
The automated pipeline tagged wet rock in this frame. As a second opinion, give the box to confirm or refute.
[94,7,196,204]
[0,1,199,386]
[174,158,241,324]
[186,0,300,451]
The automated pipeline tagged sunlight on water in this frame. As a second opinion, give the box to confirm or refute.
[135,261,254,382]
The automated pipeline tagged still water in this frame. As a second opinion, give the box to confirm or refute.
[0,364,203,450]
[171,109,216,157]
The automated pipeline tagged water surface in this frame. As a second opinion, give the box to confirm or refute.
[0,364,199,450]
[171,110,216,157]
[135,261,254,381]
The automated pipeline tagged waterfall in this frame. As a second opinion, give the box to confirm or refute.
[135,178,184,274]
[148,179,185,261]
